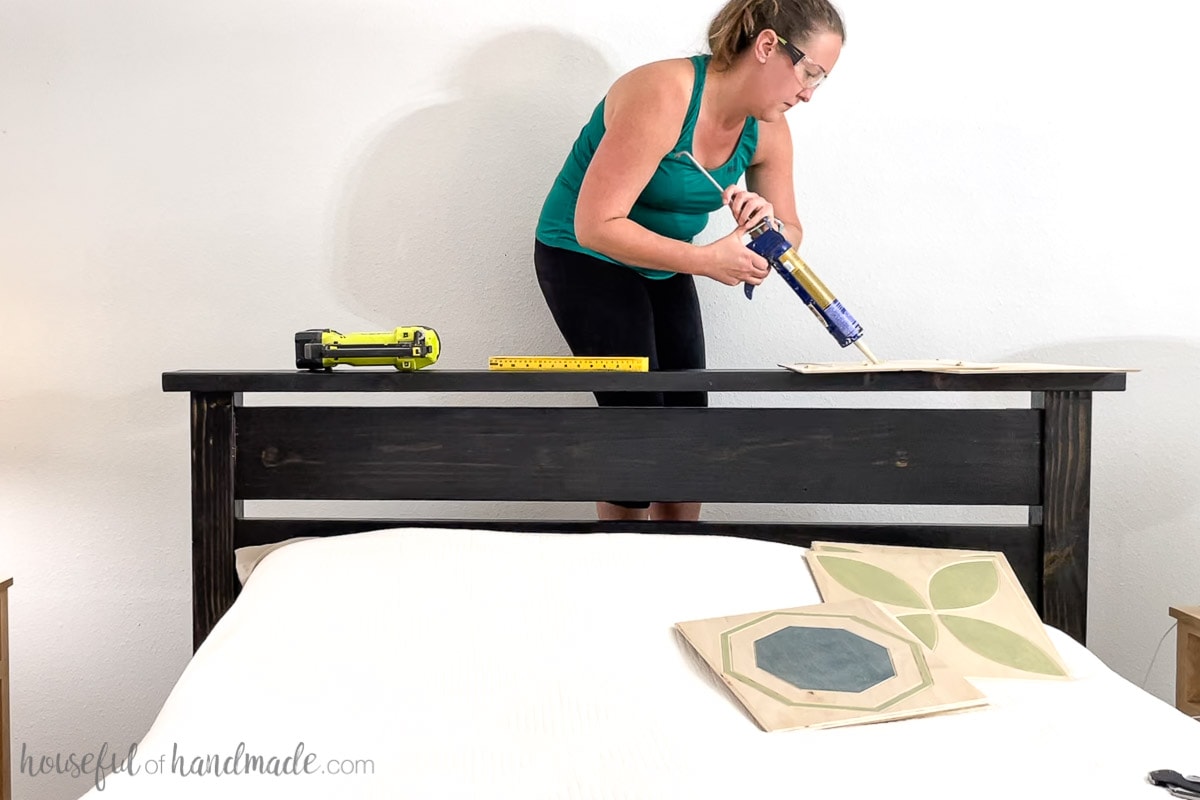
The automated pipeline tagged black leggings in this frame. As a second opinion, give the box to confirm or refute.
[534,239,708,409]
[535,240,707,510]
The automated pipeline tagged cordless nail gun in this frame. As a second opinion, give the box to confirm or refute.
[295,326,441,371]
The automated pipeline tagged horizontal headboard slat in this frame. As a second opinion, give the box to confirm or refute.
[235,406,1042,505]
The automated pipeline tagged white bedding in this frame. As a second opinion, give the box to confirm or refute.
[81,527,1200,799]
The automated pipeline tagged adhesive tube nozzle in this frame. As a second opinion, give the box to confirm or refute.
[854,340,881,365]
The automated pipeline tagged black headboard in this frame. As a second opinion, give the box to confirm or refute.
[162,368,1127,651]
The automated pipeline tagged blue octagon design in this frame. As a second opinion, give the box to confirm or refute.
[754,626,896,693]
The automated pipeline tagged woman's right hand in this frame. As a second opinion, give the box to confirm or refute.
[699,231,771,287]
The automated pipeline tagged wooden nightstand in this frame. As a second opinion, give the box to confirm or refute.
[1169,606,1200,718]
[1,577,11,800]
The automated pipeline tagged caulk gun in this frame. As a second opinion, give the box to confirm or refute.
[679,152,880,364]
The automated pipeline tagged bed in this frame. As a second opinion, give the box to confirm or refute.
[74,366,1200,798]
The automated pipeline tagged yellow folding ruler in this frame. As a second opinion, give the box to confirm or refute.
[488,356,649,372]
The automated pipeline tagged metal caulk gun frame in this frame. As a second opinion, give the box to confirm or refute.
[677,151,879,363]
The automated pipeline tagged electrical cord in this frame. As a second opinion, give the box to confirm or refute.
[1142,620,1179,689]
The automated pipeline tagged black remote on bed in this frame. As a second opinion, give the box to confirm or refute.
[1148,769,1200,797]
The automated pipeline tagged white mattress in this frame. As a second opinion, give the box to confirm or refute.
[80,527,1200,799]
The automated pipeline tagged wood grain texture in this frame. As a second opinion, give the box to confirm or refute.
[1036,391,1093,644]
[1169,607,1200,716]
[191,393,241,651]
[234,406,1042,505]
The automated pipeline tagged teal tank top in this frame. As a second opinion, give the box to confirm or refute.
[535,54,759,279]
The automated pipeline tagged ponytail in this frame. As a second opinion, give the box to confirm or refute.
[707,0,845,69]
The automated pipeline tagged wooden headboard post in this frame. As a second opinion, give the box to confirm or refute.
[190,391,241,652]
[1035,390,1094,644]
[164,369,1126,652]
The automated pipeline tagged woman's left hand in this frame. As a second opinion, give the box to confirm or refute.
[723,186,775,232]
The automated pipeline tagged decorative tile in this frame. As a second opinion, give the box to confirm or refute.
[676,597,988,731]
[806,542,1070,680]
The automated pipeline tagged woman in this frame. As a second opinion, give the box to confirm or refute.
[534,0,845,521]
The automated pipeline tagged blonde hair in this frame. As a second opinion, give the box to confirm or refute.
[708,0,845,69]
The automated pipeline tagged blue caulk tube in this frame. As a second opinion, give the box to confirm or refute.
[673,150,881,363]
[744,218,880,363]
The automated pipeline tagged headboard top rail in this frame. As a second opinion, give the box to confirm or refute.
[162,368,1127,394]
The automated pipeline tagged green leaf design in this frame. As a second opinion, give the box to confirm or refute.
[898,613,938,649]
[940,615,1067,676]
[816,556,927,609]
[929,559,999,610]
[816,546,860,553]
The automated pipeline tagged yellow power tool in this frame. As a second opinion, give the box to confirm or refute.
[295,327,441,371]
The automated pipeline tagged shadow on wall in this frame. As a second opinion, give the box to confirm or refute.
[996,337,1200,534]
[330,29,616,367]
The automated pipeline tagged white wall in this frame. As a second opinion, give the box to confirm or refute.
[2,1,1198,797]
